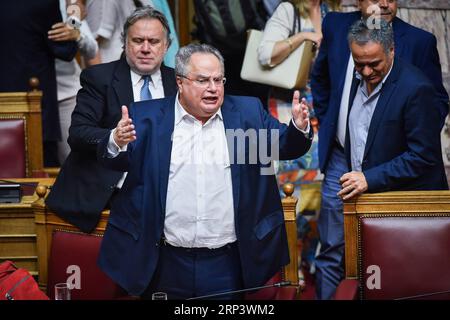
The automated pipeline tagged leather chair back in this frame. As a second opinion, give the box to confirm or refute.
[0,118,26,178]
[47,230,127,300]
[360,216,450,300]
[0,86,43,178]
[339,191,450,300]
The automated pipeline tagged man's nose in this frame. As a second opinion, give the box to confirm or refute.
[378,0,388,8]
[362,65,373,77]
[141,41,151,52]
[206,82,218,92]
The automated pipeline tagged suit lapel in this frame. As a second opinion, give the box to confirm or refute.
[112,58,134,107]
[161,65,177,96]
[158,96,176,214]
[344,72,361,168]
[363,60,400,159]
[336,12,361,98]
[341,14,360,77]
[221,98,241,216]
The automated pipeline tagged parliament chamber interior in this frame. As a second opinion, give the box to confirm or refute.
[1,0,450,303]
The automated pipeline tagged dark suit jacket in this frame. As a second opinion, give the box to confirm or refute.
[311,11,449,173]
[0,0,78,141]
[46,58,177,233]
[344,58,448,192]
[96,95,313,295]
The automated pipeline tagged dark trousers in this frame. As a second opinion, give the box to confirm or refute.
[142,241,243,300]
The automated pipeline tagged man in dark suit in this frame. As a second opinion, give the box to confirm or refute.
[310,0,449,299]
[340,19,448,200]
[46,6,177,233]
[0,0,78,166]
[96,43,313,298]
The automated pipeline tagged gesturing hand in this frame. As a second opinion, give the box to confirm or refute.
[291,90,310,130]
[113,106,136,147]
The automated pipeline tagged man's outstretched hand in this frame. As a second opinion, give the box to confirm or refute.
[113,105,136,147]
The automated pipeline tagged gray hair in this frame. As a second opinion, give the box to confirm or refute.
[175,44,225,77]
[347,19,394,55]
[121,6,171,48]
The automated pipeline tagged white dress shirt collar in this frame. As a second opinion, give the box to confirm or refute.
[175,93,223,126]
[130,68,162,87]
[165,94,236,248]
[130,68,164,101]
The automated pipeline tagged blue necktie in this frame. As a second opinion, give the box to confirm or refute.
[140,75,152,101]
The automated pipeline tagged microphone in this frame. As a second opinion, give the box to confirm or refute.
[186,281,293,300]
[394,289,450,300]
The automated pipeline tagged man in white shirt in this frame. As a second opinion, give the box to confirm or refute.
[46,6,177,233]
[97,43,313,299]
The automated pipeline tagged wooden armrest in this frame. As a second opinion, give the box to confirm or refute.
[43,167,60,178]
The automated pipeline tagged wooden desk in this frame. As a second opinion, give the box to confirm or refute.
[0,178,54,276]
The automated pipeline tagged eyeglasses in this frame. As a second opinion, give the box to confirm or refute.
[179,75,226,88]
[368,0,396,4]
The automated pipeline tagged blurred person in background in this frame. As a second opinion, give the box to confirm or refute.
[258,0,340,126]
[85,0,138,63]
[0,0,78,166]
[193,0,271,106]
[48,0,98,164]
[257,0,341,280]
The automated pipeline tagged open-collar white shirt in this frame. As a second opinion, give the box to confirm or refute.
[164,94,236,248]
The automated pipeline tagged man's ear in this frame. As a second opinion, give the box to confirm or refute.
[176,76,183,93]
